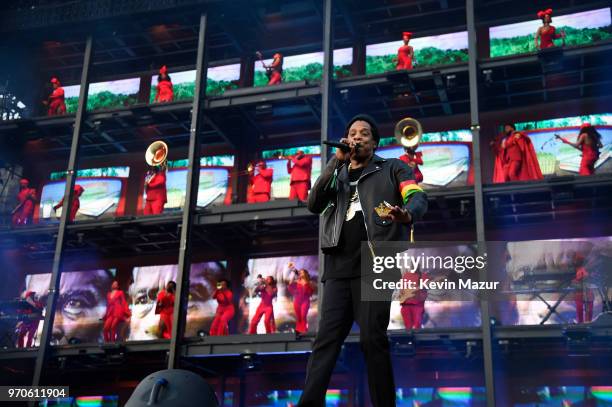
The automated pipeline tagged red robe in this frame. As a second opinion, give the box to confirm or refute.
[287,155,312,201]
[155,79,174,103]
[48,87,66,116]
[144,171,167,215]
[247,167,273,203]
[55,195,80,221]
[12,188,36,226]
[210,289,235,336]
[156,290,175,339]
[396,45,414,70]
[248,285,276,334]
[493,132,543,182]
[399,152,424,183]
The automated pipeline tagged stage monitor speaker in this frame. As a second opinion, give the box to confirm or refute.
[125,369,219,407]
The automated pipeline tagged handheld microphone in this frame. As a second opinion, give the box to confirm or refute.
[323,141,360,152]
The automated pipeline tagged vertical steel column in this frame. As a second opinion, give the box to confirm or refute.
[31,36,93,389]
[466,1,495,406]
[168,13,208,368]
[317,0,334,327]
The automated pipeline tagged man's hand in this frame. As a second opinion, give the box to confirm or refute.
[335,138,351,161]
[382,205,412,223]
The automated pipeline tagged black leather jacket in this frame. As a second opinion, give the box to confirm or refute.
[308,155,428,255]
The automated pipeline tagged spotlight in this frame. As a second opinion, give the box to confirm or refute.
[340,89,349,103]
[563,326,591,357]
[459,199,470,216]
[197,330,207,338]
[482,69,493,85]
[241,353,260,371]
[393,336,416,357]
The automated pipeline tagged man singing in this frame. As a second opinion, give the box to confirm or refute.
[298,114,428,407]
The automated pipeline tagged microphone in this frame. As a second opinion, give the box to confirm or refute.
[323,141,360,152]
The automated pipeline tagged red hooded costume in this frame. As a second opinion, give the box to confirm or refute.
[47,77,66,116]
[54,184,84,221]
[492,131,543,182]
[12,179,36,226]
[209,287,235,336]
[103,288,131,342]
[156,288,175,339]
[144,169,167,215]
[247,162,273,203]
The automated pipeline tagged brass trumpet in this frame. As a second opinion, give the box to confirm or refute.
[394,117,422,148]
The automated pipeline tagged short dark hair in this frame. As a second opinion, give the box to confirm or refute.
[345,114,380,145]
[504,123,516,130]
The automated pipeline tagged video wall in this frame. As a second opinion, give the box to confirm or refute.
[489,237,611,327]
[139,155,234,214]
[20,269,116,346]
[243,255,319,334]
[511,114,612,177]
[262,145,322,199]
[40,395,119,407]
[246,389,348,407]
[377,130,474,188]
[489,7,612,58]
[149,64,241,102]
[129,261,229,339]
[39,167,130,222]
[254,48,353,87]
[87,78,140,111]
[365,31,468,74]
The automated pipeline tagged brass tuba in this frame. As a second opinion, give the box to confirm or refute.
[394,117,422,148]
[145,141,168,168]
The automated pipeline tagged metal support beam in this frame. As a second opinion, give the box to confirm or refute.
[31,36,94,389]
[168,13,209,369]
[318,0,334,328]
[433,73,452,115]
[466,2,495,407]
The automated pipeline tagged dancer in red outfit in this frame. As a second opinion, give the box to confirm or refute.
[103,281,131,343]
[491,124,543,183]
[247,161,273,203]
[398,271,427,330]
[144,166,167,215]
[572,254,594,323]
[209,279,235,336]
[257,51,283,85]
[16,291,43,348]
[248,275,277,334]
[155,281,176,339]
[535,9,565,50]
[153,65,174,103]
[557,123,603,176]
[399,147,424,183]
[11,178,36,227]
[53,184,84,222]
[287,266,315,334]
[287,150,312,201]
[43,77,66,116]
[396,31,414,70]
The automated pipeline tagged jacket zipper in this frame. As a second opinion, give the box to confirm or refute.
[356,165,382,259]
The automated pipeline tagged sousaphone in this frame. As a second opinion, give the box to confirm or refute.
[145,140,168,167]
[394,117,422,148]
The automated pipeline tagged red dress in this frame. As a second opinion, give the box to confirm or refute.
[399,152,423,183]
[155,79,174,103]
[248,285,276,334]
[539,26,561,49]
[287,155,313,201]
[579,143,599,176]
[48,87,66,116]
[247,168,274,203]
[156,290,175,339]
[12,188,36,226]
[210,289,235,336]
[55,196,81,221]
[396,45,413,70]
[103,290,131,342]
[288,281,314,333]
[144,171,167,215]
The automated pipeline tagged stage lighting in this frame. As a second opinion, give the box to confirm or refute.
[393,336,416,357]
[241,353,260,371]
[564,326,592,357]
[482,69,493,85]
[125,369,219,407]
[446,74,456,89]
[460,199,470,216]
[197,330,206,338]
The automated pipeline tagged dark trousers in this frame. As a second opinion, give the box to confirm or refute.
[298,277,395,407]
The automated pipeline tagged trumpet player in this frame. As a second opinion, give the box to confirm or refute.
[247,160,273,203]
[287,150,312,201]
